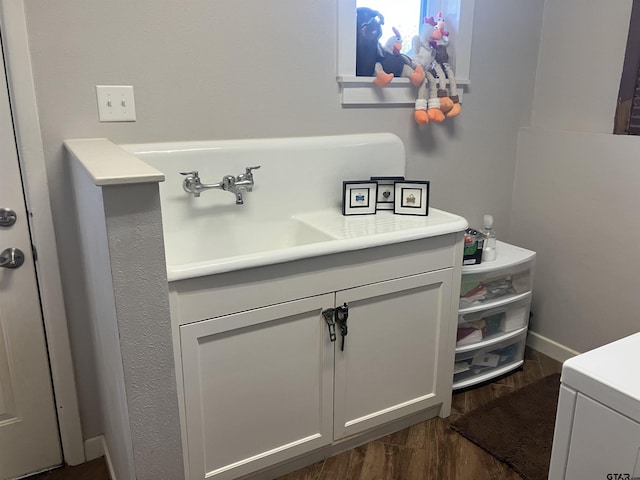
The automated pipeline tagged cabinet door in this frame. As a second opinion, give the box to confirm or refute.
[333,269,454,439]
[180,294,334,480]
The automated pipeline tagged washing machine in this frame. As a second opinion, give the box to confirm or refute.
[549,332,640,479]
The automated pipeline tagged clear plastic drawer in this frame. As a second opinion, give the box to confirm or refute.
[456,294,531,348]
[460,259,534,310]
[453,333,526,390]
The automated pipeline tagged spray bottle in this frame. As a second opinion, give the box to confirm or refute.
[481,215,497,262]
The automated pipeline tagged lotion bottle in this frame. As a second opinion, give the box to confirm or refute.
[482,215,497,262]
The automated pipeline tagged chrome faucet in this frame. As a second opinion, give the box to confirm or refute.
[180,166,260,204]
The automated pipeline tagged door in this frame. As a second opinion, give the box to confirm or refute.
[0,39,62,478]
[333,269,453,439]
[180,294,334,480]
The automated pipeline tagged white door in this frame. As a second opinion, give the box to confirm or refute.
[0,40,62,478]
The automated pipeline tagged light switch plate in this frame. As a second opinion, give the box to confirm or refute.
[96,85,136,122]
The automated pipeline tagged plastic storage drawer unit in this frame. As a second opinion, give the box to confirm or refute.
[453,241,536,390]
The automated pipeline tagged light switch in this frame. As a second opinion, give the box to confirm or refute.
[96,85,136,122]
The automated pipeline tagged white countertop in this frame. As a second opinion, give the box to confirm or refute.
[562,332,640,422]
[167,209,467,281]
[65,138,165,185]
[461,240,536,274]
[295,208,468,244]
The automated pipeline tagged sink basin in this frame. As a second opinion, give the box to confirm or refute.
[164,218,336,275]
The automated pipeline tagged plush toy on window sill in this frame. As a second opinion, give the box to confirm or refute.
[414,70,447,124]
[356,8,385,78]
[373,27,425,88]
[425,12,461,118]
[411,16,452,124]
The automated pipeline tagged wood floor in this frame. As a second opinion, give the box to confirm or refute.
[30,348,561,480]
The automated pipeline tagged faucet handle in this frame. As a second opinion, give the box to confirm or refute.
[180,170,199,178]
[245,166,261,175]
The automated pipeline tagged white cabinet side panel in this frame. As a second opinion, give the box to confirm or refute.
[565,394,640,479]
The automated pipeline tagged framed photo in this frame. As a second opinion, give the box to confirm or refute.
[370,176,405,210]
[342,181,378,215]
[394,181,430,216]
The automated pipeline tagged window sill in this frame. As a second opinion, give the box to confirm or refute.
[338,76,469,106]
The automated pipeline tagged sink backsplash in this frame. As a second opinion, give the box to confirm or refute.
[122,133,406,246]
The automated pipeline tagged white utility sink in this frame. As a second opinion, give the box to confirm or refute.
[120,133,467,281]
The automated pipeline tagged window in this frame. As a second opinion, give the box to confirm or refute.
[337,0,475,106]
[614,0,640,135]
[355,0,422,55]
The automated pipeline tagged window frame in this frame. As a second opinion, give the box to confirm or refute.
[337,0,475,106]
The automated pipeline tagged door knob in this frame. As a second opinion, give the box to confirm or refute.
[0,248,25,269]
[0,208,17,227]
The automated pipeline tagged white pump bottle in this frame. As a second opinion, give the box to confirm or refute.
[482,215,497,262]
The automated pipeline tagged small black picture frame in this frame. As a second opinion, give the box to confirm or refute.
[393,181,430,216]
[370,176,405,210]
[342,181,378,215]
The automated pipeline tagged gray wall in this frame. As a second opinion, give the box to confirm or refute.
[510,0,640,354]
[22,0,545,439]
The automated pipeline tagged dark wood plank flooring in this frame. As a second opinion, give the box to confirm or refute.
[28,457,109,480]
[30,348,561,480]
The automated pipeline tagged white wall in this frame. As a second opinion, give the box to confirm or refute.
[531,0,632,133]
[20,0,545,440]
[511,0,639,354]
[512,129,640,353]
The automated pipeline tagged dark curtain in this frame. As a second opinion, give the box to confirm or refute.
[614,0,640,134]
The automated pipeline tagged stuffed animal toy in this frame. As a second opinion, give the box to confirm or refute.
[425,13,461,117]
[356,8,385,77]
[373,27,424,87]
[426,70,447,122]
[411,21,436,124]
[414,78,429,125]
[411,17,453,123]
[415,70,446,124]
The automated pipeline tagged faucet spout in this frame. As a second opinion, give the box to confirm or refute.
[180,166,260,204]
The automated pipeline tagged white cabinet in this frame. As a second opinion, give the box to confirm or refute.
[180,270,454,479]
[453,241,536,390]
[549,332,640,480]
[173,235,463,480]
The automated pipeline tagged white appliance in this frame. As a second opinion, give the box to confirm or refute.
[549,332,640,479]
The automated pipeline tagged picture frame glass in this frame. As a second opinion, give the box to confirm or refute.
[393,181,429,216]
[350,188,371,208]
[371,176,404,210]
[377,185,394,203]
[343,181,377,215]
[400,188,423,208]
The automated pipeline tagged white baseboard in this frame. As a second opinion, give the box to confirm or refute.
[84,435,117,480]
[527,331,580,363]
[84,436,105,461]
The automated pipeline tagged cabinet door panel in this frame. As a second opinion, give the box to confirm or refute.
[334,269,453,439]
[180,294,334,480]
